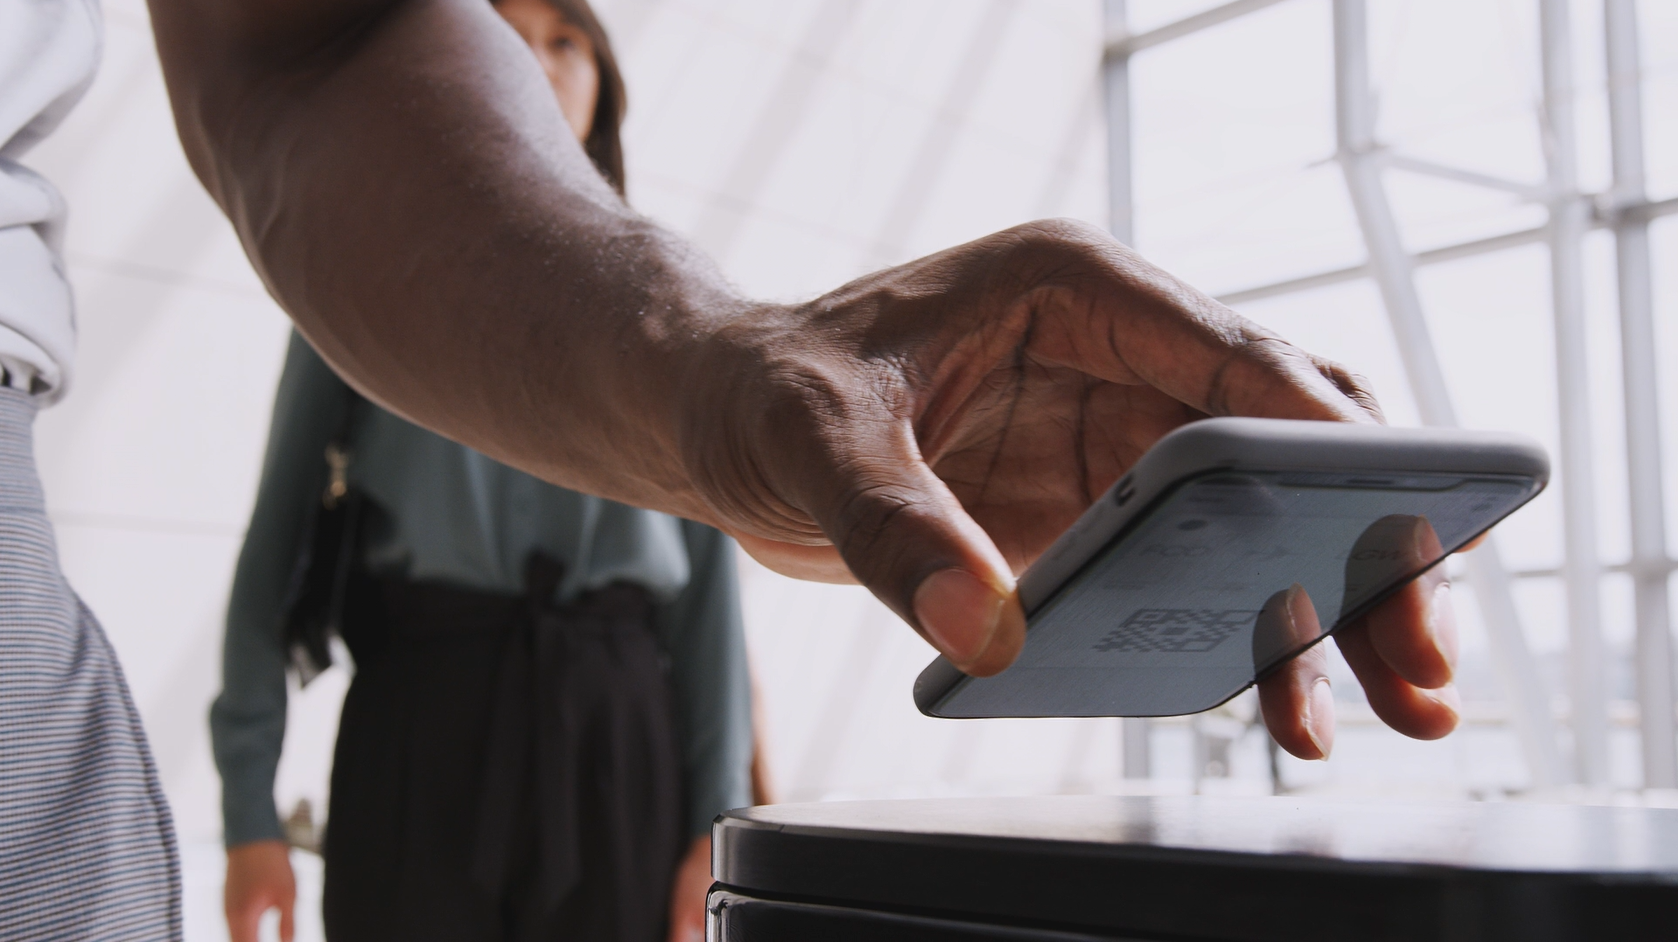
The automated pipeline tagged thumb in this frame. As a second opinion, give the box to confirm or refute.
[806,444,1025,676]
[280,896,296,942]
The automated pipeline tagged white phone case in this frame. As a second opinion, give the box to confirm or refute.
[914,417,1548,718]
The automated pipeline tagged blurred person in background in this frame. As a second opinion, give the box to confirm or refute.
[210,2,758,940]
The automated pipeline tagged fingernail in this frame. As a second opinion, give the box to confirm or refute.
[1429,581,1459,679]
[1427,683,1463,729]
[1411,515,1431,557]
[914,568,1005,668]
[1283,583,1306,643]
[1305,678,1335,760]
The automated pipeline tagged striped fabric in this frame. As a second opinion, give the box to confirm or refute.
[0,388,180,939]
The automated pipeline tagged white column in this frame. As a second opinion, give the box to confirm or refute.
[1332,0,1565,787]
[1539,0,1609,787]
[1102,0,1149,780]
[1604,0,1675,788]
[1103,0,1134,248]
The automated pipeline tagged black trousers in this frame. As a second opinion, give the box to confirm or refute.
[322,559,685,942]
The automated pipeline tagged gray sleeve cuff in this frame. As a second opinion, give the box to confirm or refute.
[219,778,286,847]
[211,694,288,847]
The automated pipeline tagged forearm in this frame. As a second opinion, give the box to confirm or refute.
[148,0,747,522]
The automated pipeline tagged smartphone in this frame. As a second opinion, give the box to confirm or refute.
[913,417,1548,718]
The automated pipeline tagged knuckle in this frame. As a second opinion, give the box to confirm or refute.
[834,480,914,553]
[1013,217,1112,247]
[1203,335,1291,414]
[991,219,1128,279]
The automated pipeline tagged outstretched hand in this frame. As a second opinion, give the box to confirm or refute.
[682,219,1457,754]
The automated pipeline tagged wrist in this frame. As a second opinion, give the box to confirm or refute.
[673,298,824,543]
[226,838,290,856]
[515,217,767,524]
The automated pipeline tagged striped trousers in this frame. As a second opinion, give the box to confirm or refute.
[0,388,180,939]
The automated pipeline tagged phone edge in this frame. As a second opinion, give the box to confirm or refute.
[914,417,1551,719]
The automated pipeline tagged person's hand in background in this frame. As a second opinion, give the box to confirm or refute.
[666,836,712,942]
[225,840,296,942]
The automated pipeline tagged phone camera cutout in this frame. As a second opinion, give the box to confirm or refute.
[1113,478,1136,507]
[1178,519,1208,531]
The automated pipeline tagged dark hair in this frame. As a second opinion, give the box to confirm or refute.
[527,0,629,195]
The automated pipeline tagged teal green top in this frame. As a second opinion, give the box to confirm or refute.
[210,332,753,846]
[354,405,696,603]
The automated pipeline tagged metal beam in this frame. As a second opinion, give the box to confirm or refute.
[1215,196,1678,306]
[1331,0,1455,425]
[1382,153,1549,201]
[1513,558,1678,582]
[1104,0,1134,247]
[1104,0,1149,779]
[1217,227,1546,305]
[1105,0,1292,60]
[1605,0,1676,789]
[1332,0,1566,788]
[1628,194,1678,224]
[1540,0,1610,787]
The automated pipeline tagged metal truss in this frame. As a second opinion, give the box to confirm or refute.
[1103,0,1676,790]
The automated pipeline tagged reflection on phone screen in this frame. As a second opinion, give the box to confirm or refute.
[940,472,1533,717]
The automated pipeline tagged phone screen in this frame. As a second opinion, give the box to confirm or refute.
[936,471,1537,717]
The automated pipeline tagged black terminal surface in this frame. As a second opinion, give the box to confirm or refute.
[710,796,1678,942]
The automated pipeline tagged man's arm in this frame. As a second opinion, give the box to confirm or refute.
[150,0,726,517]
[146,0,1462,753]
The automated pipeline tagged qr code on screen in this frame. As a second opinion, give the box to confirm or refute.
[1091,609,1257,654]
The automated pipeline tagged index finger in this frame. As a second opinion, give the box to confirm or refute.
[1008,222,1378,425]
[1353,516,1456,689]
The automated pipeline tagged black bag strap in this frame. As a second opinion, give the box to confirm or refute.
[321,389,361,510]
[280,387,365,685]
